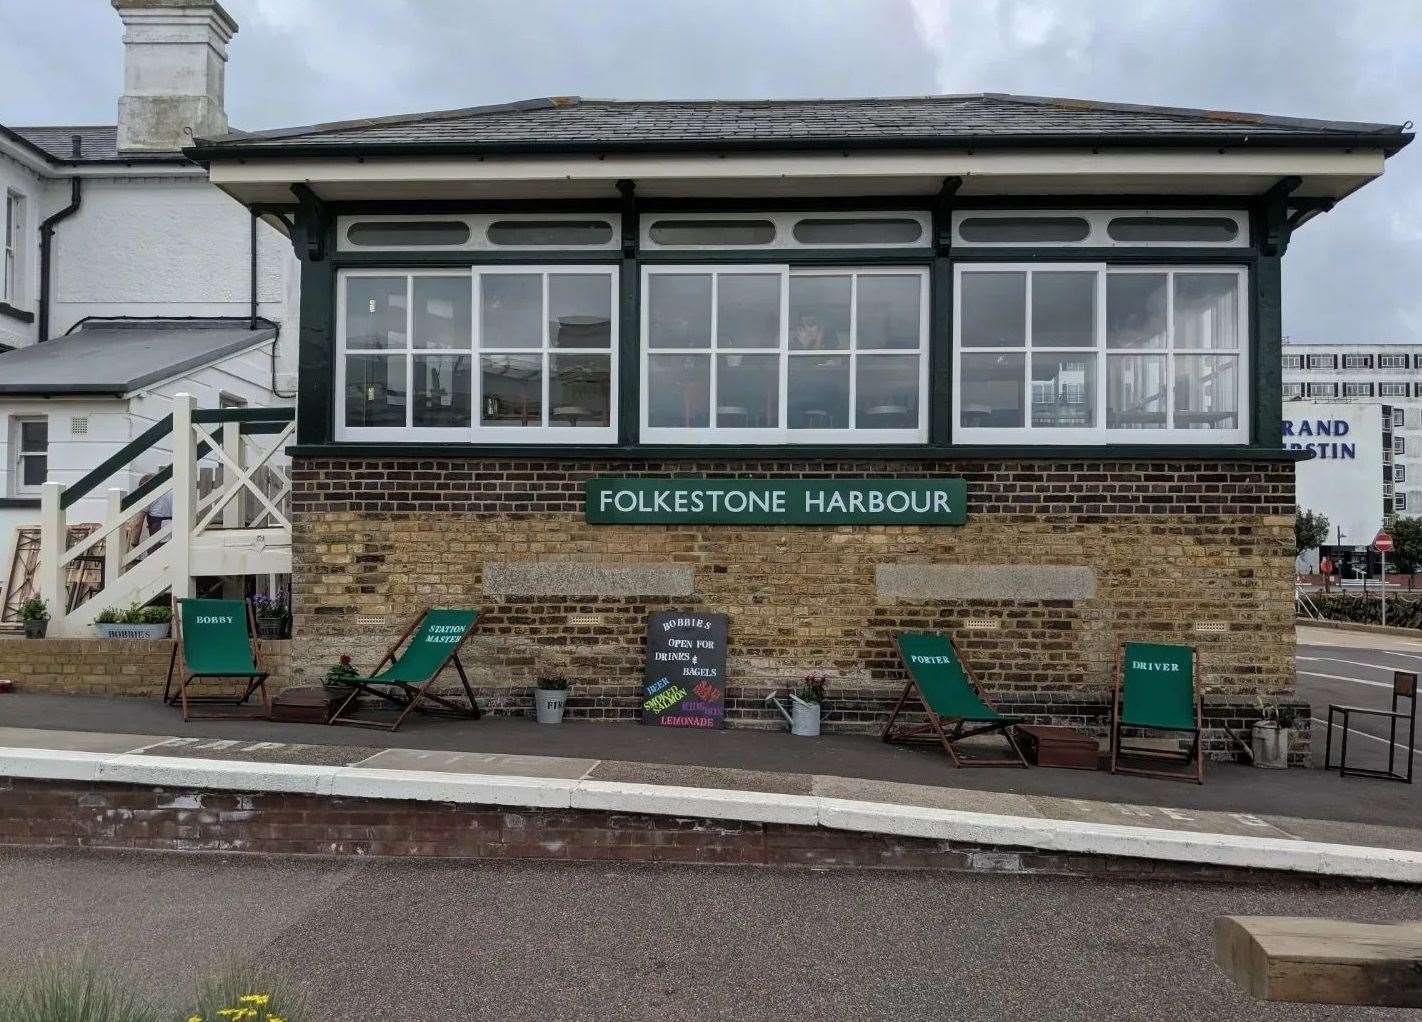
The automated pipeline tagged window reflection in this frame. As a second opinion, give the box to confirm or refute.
[648,354,710,428]
[857,275,920,350]
[856,355,919,429]
[480,354,543,427]
[549,354,611,427]
[1031,353,1096,428]
[1175,354,1240,429]
[788,355,849,429]
[1106,354,1167,429]
[412,277,471,350]
[716,354,779,428]
[413,354,471,427]
[789,276,850,350]
[960,352,1024,428]
[1106,274,1167,349]
[346,277,406,350]
[648,274,712,348]
[960,272,1025,347]
[346,354,406,427]
[481,274,542,348]
[549,274,612,349]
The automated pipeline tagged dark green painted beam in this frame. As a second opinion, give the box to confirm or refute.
[61,415,173,510]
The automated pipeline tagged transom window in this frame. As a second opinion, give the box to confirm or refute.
[641,212,928,251]
[952,210,1247,248]
[641,266,928,443]
[10,416,47,495]
[337,215,619,252]
[954,265,1248,443]
[337,267,617,442]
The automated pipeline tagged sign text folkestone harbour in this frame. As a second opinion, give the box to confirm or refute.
[585,478,967,526]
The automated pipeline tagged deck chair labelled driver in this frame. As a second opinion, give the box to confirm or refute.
[329,607,482,732]
[164,598,271,721]
[882,632,1027,768]
[1110,640,1204,784]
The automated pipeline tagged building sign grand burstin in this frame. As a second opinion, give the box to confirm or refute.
[585,478,967,526]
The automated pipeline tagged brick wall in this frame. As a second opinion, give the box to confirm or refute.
[0,638,291,697]
[287,456,1298,754]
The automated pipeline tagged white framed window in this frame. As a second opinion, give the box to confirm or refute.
[1381,382,1409,398]
[953,264,1248,444]
[641,211,929,251]
[640,265,928,444]
[952,210,1247,248]
[1397,493,1408,512]
[336,214,620,252]
[1343,355,1372,370]
[10,416,47,495]
[1307,354,1338,370]
[1396,465,1406,484]
[1397,436,1407,455]
[1282,354,1303,370]
[1393,407,1407,426]
[336,266,618,443]
[1379,353,1409,370]
[1342,382,1374,398]
[1308,382,1339,398]
[3,191,22,303]
[1283,382,1305,399]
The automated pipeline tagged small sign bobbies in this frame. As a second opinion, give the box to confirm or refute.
[642,611,729,729]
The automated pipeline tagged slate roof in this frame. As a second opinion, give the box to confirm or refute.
[188,94,1413,158]
[0,319,277,395]
[3,125,187,164]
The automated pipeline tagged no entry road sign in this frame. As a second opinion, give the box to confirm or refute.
[1374,531,1394,553]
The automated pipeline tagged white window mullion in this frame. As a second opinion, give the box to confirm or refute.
[1096,268,1108,436]
[405,275,415,429]
[540,272,551,427]
[847,272,859,429]
[779,266,790,432]
[1164,271,1176,431]
[469,272,480,441]
[708,272,720,429]
[1023,270,1034,432]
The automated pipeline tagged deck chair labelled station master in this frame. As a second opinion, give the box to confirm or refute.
[883,632,1027,768]
[164,598,272,722]
[1111,641,1204,784]
[329,608,483,732]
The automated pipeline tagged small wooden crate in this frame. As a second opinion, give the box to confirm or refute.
[1016,724,1100,770]
[270,686,343,724]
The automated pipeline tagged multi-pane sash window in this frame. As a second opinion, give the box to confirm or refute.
[1283,383,1305,399]
[1381,382,1409,398]
[641,266,928,443]
[1397,436,1407,455]
[3,191,21,303]
[11,416,46,495]
[1394,407,1407,427]
[1397,493,1408,512]
[1282,354,1303,370]
[1343,382,1374,398]
[337,267,617,442]
[1307,354,1338,370]
[1379,353,1409,370]
[954,265,1248,443]
[1343,355,1372,370]
[1396,465,1407,484]
[1308,382,1338,398]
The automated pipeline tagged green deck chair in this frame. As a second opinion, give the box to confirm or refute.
[1110,641,1204,783]
[329,607,483,732]
[163,598,271,721]
[883,632,1027,767]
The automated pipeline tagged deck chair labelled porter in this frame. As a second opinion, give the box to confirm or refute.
[163,598,272,721]
[328,607,482,732]
[882,632,1027,768]
[1110,641,1204,783]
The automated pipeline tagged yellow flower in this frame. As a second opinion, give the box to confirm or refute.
[187,1017,204,1022]
[266,1017,286,1022]
[240,994,271,1006]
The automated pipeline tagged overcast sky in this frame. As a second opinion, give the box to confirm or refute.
[1,0,1417,342]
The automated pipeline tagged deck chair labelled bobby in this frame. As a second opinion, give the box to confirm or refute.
[882,632,1027,768]
[164,598,272,721]
[329,607,482,732]
[1110,640,1204,783]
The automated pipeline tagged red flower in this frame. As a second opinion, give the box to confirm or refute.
[340,655,352,666]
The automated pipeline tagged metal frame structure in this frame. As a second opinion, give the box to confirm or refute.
[1326,670,1417,783]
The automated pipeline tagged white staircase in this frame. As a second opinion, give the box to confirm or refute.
[37,394,293,636]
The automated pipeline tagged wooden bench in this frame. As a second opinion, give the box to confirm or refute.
[1216,916,1422,1007]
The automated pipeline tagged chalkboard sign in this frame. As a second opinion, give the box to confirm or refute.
[642,611,729,729]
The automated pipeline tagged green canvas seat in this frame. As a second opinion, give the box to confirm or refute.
[163,598,271,721]
[1111,641,1203,783]
[882,632,1027,768]
[329,607,483,732]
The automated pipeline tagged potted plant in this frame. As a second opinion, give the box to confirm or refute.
[1251,699,1296,769]
[534,672,569,724]
[324,654,360,699]
[94,602,170,639]
[790,673,828,737]
[252,593,291,639]
[18,597,48,639]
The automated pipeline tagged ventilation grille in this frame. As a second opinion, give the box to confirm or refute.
[1193,621,1228,634]
[69,416,88,436]
[567,613,603,626]
[961,618,1001,631]
[354,615,390,628]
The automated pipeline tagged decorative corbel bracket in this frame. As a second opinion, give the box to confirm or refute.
[616,179,638,259]
[1258,176,1302,258]
[290,183,329,262]
[932,177,963,256]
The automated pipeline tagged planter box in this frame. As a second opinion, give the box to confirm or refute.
[1017,724,1101,770]
[271,686,345,724]
[22,619,47,639]
[95,623,171,640]
[255,617,290,639]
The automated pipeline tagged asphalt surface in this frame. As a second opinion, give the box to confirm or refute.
[1295,637,1422,777]
[0,845,1415,1022]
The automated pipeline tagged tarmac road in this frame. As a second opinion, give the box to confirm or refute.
[0,845,1418,1022]
[1296,634,1422,776]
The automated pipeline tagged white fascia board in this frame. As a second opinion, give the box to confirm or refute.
[207,147,1387,195]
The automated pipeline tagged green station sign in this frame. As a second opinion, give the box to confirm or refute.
[585,477,967,526]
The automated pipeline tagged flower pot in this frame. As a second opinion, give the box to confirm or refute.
[256,616,289,640]
[534,687,567,724]
[95,623,170,640]
[1251,721,1290,769]
[22,618,47,639]
[790,694,821,737]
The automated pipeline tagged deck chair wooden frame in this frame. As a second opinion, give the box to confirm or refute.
[1110,640,1204,784]
[329,607,482,732]
[163,597,271,722]
[882,631,1027,768]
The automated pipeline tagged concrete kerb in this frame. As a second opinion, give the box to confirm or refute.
[3,746,1422,883]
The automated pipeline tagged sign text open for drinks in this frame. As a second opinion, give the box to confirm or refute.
[642,611,729,729]
[586,478,966,526]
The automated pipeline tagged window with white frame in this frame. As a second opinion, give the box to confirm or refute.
[1283,382,1304,399]
[1397,492,1408,512]
[1379,353,1409,370]
[640,266,928,443]
[1307,354,1338,370]
[1381,382,1409,398]
[9,416,47,495]
[1343,382,1374,398]
[336,267,617,442]
[3,191,22,304]
[1396,465,1406,484]
[1282,354,1303,370]
[953,265,1248,443]
[1397,436,1407,455]
[1393,407,1407,426]
[1343,355,1372,370]
[952,210,1247,247]
[1308,382,1338,398]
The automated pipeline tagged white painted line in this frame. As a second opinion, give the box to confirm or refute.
[1311,717,1422,760]
[327,767,576,809]
[573,780,821,826]
[1298,655,1415,674]
[1298,670,1393,690]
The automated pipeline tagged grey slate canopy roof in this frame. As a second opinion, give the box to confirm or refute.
[0,319,276,395]
[3,125,186,164]
[188,93,1414,158]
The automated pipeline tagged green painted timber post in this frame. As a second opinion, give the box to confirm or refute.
[293,184,335,446]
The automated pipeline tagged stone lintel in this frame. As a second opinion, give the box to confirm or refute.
[875,564,1097,601]
[483,562,694,598]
